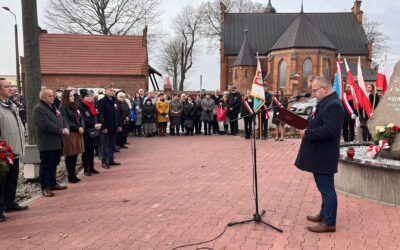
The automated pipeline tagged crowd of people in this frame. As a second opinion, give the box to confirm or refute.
[0,78,282,222]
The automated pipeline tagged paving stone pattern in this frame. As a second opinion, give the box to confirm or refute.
[0,136,399,249]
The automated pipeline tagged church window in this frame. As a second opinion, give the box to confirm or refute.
[303,59,312,89]
[279,60,287,89]
[235,69,238,80]
[325,60,331,76]
[245,69,248,78]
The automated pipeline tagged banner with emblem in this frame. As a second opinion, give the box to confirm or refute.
[250,58,265,112]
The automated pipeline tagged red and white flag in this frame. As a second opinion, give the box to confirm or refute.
[357,57,373,118]
[344,58,360,111]
[263,104,270,119]
[376,55,389,94]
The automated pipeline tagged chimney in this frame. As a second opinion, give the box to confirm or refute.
[351,1,363,24]
[220,2,226,24]
[142,25,148,47]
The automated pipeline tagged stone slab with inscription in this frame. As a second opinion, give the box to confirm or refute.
[368,60,400,159]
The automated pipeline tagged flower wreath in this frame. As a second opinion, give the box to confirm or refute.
[0,140,19,181]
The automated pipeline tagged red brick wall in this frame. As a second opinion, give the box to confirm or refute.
[41,74,148,95]
[221,49,371,94]
[232,65,256,93]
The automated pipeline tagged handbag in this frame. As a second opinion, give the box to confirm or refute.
[86,128,100,138]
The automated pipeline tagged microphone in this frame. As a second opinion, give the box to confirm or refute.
[291,93,311,99]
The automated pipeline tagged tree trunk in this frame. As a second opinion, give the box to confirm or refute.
[21,0,42,145]
[179,42,184,91]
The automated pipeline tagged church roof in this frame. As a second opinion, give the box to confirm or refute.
[271,13,336,51]
[232,33,256,66]
[222,12,369,56]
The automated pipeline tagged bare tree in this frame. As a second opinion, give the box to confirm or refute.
[200,0,266,49]
[363,16,390,69]
[43,0,161,35]
[161,39,181,90]
[160,5,203,91]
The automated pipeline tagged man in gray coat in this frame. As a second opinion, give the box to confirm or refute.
[0,78,28,222]
[33,89,69,197]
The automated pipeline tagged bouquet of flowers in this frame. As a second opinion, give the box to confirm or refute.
[0,140,18,181]
[368,123,400,158]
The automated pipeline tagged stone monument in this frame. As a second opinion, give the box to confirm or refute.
[368,60,400,159]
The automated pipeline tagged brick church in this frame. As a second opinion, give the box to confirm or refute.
[220,0,377,95]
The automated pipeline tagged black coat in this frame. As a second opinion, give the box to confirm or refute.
[240,98,254,122]
[272,96,288,125]
[193,100,202,121]
[97,96,120,135]
[264,91,272,108]
[117,101,131,124]
[60,104,85,132]
[226,92,242,117]
[295,92,345,174]
[142,103,157,123]
[183,101,197,120]
[78,101,100,148]
[33,101,69,152]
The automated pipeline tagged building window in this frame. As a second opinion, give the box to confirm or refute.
[279,60,287,89]
[245,69,248,78]
[325,60,331,76]
[302,59,312,89]
[235,69,238,80]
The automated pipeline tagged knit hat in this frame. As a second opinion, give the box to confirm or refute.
[80,88,89,99]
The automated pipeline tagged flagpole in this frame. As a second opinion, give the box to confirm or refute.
[259,113,262,139]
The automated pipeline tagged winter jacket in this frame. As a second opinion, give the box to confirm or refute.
[0,100,25,157]
[216,106,227,122]
[183,101,197,120]
[169,100,183,117]
[201,98,215,122]
[33,101,69,152]
[156,99,170,122]
[295,92,345,174]
[142,103,157,123]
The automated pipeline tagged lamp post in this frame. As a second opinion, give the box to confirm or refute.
[2,6,21,94]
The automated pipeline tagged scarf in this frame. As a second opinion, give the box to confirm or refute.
[82,99,98,116]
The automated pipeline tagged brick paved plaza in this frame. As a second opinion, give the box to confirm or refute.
[0,136,399,249]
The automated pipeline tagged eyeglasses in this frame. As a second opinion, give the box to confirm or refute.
[312,86,324,94]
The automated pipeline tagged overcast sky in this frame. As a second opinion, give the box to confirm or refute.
[1,0,399,91]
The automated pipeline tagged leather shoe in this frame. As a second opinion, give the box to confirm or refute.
[108,161,121,166]
[50,184,67,191]
[307,215,323,223]
[0,212,6,222]
[42,188,54,197]
[102,163,110,169]
[307,223,336,233]
[5,202,29,212]
[90,167,99,174]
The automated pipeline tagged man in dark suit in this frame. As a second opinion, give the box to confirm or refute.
[260,84,272,140]
[33,89,69,197]
[295,76,344,233]
[97,86,122,169]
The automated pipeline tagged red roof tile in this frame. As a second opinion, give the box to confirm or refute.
[39,33,147,75]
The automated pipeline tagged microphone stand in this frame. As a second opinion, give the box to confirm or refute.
[227,97,302,232]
